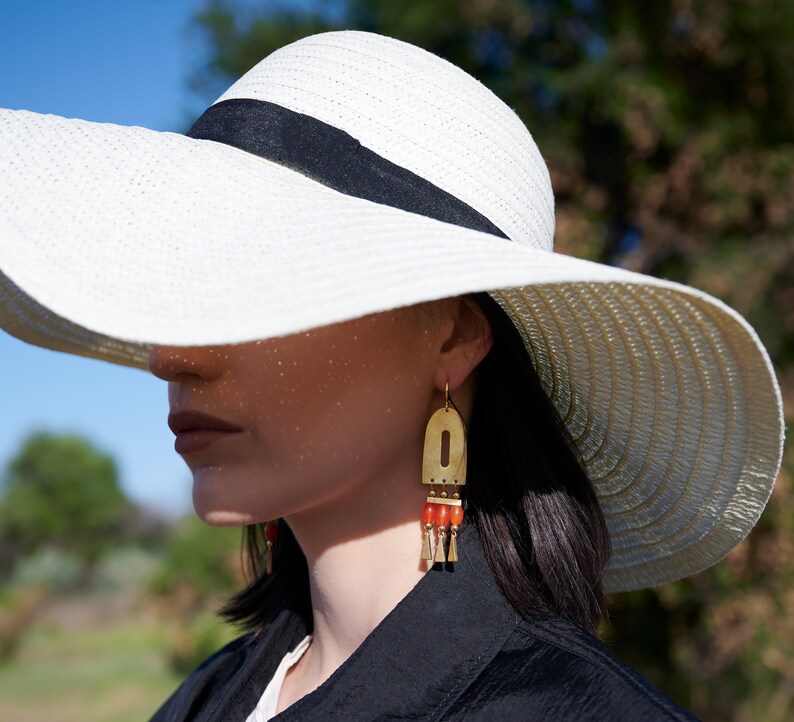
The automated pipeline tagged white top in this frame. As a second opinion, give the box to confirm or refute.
[244,635,312,722]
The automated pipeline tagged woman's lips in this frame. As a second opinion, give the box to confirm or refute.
[168,410,243,454]
[174,428,240,454]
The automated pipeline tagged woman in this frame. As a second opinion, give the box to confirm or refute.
[0,30,783,721]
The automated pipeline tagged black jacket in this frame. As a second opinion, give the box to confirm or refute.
[151,527,699,721]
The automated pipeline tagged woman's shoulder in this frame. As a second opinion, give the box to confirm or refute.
[446,615,700,722]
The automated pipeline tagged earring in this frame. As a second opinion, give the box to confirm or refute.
[264,520,279,575]
[420,383,466,563]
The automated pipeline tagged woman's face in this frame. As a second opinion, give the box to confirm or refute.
[148,306,451,526]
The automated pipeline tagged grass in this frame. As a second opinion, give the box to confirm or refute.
[0,616,187,722]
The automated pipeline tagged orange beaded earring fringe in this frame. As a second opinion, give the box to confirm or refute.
[263,520,278,575]
[420,383,466,563]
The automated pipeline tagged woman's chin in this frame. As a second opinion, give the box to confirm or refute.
[195,507,257,527]
[189,465,258,526]
[191,472,262,527]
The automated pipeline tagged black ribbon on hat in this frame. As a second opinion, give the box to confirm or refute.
[187,98,508,239]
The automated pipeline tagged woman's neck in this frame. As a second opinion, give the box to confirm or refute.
[304,519,427,674]
[277,460,430,711]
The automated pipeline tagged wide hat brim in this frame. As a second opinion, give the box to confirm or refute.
[0,33,784,594]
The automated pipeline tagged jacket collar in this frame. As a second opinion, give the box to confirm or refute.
[207,523,521,721]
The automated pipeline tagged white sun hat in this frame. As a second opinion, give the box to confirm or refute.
[0,30,784,593]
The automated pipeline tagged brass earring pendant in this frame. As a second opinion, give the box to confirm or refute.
[264,520,279,575]
[420,383,466,563]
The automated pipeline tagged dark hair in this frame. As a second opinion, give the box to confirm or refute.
[220,292,610,633]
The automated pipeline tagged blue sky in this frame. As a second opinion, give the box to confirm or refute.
[0,0,214,514]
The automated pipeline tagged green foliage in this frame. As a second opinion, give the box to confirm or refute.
[149,514,240,603]
[0,432,131,572]
[0,618,186,722]
[0,588,43,664]
[94,547,161,592]
[189,2,794,719]
[165,610,238,675]
[148,515,242,675]
[9,548,83,593]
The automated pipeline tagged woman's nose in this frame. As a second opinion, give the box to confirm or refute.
[147,344,224,382]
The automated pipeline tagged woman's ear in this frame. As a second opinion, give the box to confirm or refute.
[434,297,494,393]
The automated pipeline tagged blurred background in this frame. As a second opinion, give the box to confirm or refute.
[1,1,792,720]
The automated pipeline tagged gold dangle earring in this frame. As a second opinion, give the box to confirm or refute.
[420,383,466,563]
[263,520,279,575]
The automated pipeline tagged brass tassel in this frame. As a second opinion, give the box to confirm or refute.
[263,521,278,575]
[434,526,447,563]
[265,541,274,575]
[421,523,433,560]
[448,526,459,562]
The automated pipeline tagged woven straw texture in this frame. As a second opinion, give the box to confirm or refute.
[0,31,784,592]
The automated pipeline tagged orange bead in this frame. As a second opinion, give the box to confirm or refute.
[435,504,450,526]
[450,505,464,526]
[422,503,436,525]
[264,521,279,543]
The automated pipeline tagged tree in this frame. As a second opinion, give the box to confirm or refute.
[0,432,131,574]
[148,515,242,673]
[150,514,241,608]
